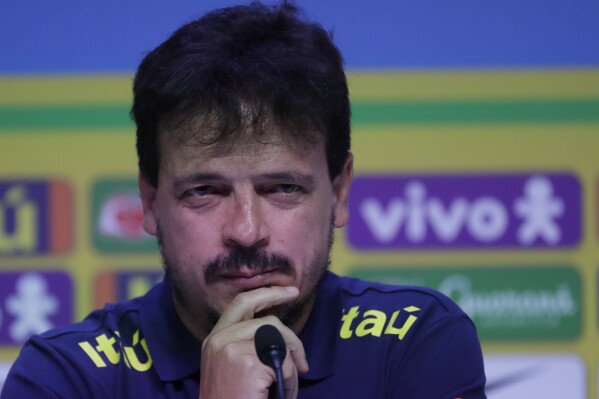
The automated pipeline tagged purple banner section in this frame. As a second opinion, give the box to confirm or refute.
[0,271,73,345]
[347,173,581,250]
[0,181,49,256]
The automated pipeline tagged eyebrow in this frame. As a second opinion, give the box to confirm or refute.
[173,173,225,189]
[173,171,316,189]
[253,172,316,189]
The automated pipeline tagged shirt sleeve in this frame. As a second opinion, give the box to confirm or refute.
[388,312,487,398]
[1,337,103,399]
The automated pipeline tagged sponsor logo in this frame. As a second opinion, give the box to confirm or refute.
[351,266,581,340]
[0,271,73,345]
[78,330,152,372]
[347,173,581,249]
[0,180,72,256]
[99,193,146,239]
[92,179,158,253]
[484,354,585,398]
[339,305,420,340]
[94,270,163,308]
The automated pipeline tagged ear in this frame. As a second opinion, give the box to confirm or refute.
[332,153,354,228]
[138,172,158,236]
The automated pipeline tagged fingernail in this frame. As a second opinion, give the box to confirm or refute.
[301,360,310,373]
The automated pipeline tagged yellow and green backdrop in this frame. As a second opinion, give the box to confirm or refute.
[1,1,599,397]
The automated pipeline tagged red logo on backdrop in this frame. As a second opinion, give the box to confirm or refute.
[98,193,146,239]
[92,179,157,253]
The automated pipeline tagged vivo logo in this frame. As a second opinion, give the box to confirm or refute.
[347,173,581,249]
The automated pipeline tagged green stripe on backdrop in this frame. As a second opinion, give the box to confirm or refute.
[1,100,599,131]
[0,105,133,130]
[355,100,599,124]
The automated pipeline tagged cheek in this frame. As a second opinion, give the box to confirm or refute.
[273,203,332,257]
[157,206,220,262]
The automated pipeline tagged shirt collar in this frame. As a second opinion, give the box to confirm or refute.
[140,275,202,381]
[140,271,341,383]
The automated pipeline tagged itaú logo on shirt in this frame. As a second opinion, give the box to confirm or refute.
[339,306,420,339]
[78,330,153,372]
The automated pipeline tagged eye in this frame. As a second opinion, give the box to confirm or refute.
[184,185,215,197]
[263,184,306,207]
[276,184,301,194]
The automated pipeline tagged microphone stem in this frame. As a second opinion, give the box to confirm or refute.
[270,349,285,399]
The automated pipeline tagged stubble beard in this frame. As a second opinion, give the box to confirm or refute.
[156,215,335,337]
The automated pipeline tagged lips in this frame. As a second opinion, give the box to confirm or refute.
[217,267,282,289]
[219,266,277,279]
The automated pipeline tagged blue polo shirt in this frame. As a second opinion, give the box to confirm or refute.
[1,272,486,398]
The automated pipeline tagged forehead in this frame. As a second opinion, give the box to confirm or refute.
[158,102,323,150]
[158,127,326,174]
[158,114,324,160]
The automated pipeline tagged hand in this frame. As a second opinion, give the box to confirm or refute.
[198,286,309,399]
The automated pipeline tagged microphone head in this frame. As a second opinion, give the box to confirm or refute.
[254,324,287,367]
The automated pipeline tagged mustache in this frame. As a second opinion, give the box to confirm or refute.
[204,247,294,284]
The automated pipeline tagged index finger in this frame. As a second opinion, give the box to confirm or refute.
[213,286,299,332]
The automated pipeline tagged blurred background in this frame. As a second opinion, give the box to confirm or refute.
[1,0,598,397]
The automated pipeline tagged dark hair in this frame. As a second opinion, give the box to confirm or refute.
[131,1,350,187]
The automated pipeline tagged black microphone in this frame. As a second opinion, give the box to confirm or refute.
[255,324,286,399]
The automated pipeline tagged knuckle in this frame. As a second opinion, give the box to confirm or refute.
[221,342,239,358]
[239,353,258,370]
[203,331,225,350]
[230,291,249,308]
[201,334,213,350]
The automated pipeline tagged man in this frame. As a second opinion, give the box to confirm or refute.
[1,2,486,398]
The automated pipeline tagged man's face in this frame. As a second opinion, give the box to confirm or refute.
[139,130,352,338]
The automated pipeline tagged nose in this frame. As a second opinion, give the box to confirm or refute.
[222,190,269,249]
